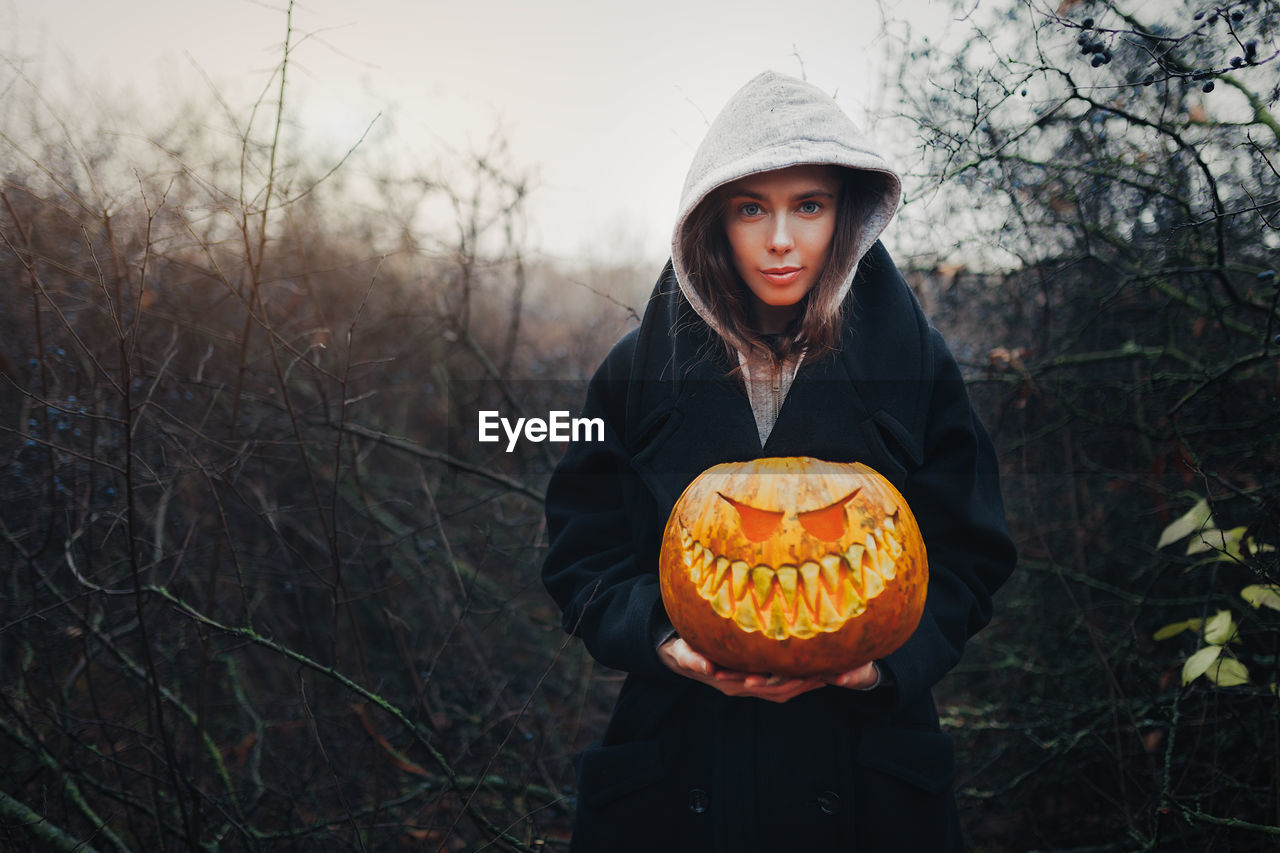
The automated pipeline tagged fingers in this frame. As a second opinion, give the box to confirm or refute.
[826,661,879,690]
[658,638,829,702]
[729,675,825,702]
[748,678,825,703]
[676,642,715,676]
[660,638,716,677]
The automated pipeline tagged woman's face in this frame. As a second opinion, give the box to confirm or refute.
[721,164,841,332]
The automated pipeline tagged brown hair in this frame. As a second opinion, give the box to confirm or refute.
[679,167,890,369]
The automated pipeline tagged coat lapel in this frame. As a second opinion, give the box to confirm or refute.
[762,348,869,460]
[627,351,761,517]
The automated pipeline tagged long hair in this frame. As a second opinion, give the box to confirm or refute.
[679,167,890,369]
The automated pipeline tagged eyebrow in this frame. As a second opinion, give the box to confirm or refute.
[727,188,838,201]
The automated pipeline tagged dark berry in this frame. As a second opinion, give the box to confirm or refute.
[1143,74,1156,86]
[1203,80,1215,92]
[1194,10,1205,19]
[1082,17,1094,27]
[1093,54,1106,66]
[1231,56,1245,67]
[1231,9,1244,21]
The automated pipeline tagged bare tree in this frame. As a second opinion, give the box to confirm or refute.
[0,7,624,850]
[888,1,1280,849]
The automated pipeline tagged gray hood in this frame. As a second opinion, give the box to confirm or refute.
[670,71,903,336]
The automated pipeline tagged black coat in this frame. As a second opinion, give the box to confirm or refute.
[542,244,1017,852]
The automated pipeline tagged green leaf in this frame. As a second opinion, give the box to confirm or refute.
[1242,584,1280,611]
[1153,618,1203,640]
[1203,609,1239,645]
[1182,645,1223,685]
[1204,657,1250,687]
[1157,498,1213,549]
[1186,526,1245,560]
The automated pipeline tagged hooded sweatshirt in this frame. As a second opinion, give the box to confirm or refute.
[669,71,903,442]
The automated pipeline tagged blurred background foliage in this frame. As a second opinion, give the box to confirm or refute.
[1,0,1278,850]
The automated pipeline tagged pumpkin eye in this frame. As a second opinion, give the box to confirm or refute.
[718,493,784,541]
[797,489,861,540]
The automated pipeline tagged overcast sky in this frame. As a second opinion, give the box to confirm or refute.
[4,0,945,267]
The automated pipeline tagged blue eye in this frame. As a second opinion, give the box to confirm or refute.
[740,202,763,217]
[799,200,822,214]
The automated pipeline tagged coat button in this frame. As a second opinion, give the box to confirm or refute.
[688,788,710,814]
[817,791,842,815]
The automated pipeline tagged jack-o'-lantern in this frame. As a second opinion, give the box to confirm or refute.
[659,457,927,677]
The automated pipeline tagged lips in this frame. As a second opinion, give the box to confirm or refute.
[759,267,803,286]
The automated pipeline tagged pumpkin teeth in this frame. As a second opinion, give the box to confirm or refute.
[864,533,879,571]
[680,533,898,638]
[883,525,904,561]
[816,587,844,631]
[843,543,864,589]
[734,594,760,631]
[730,561,751,600]
[818,555,841,594]
[699,563,720,596]
[865,532,893,582]
[710,583,734,618]
[750,566,774,607]
[775,565,799,608]
[765,595,790,639]
[839,576,866,619]
[799,562,822,613]
[862,556,886,598]
[789,622,818,640]
[711,556,731,593]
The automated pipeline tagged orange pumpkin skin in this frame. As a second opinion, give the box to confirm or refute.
[659,457,928,678]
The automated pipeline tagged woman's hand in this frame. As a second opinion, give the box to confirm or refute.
[822,661,880,690]
[659,636,884,699]
[658,636,825,703]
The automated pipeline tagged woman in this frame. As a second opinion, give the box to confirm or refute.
[542,70,1016,852]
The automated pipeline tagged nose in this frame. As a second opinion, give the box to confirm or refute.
[767,214,794,254]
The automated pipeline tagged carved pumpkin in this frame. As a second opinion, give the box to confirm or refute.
[659,457,927,677]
